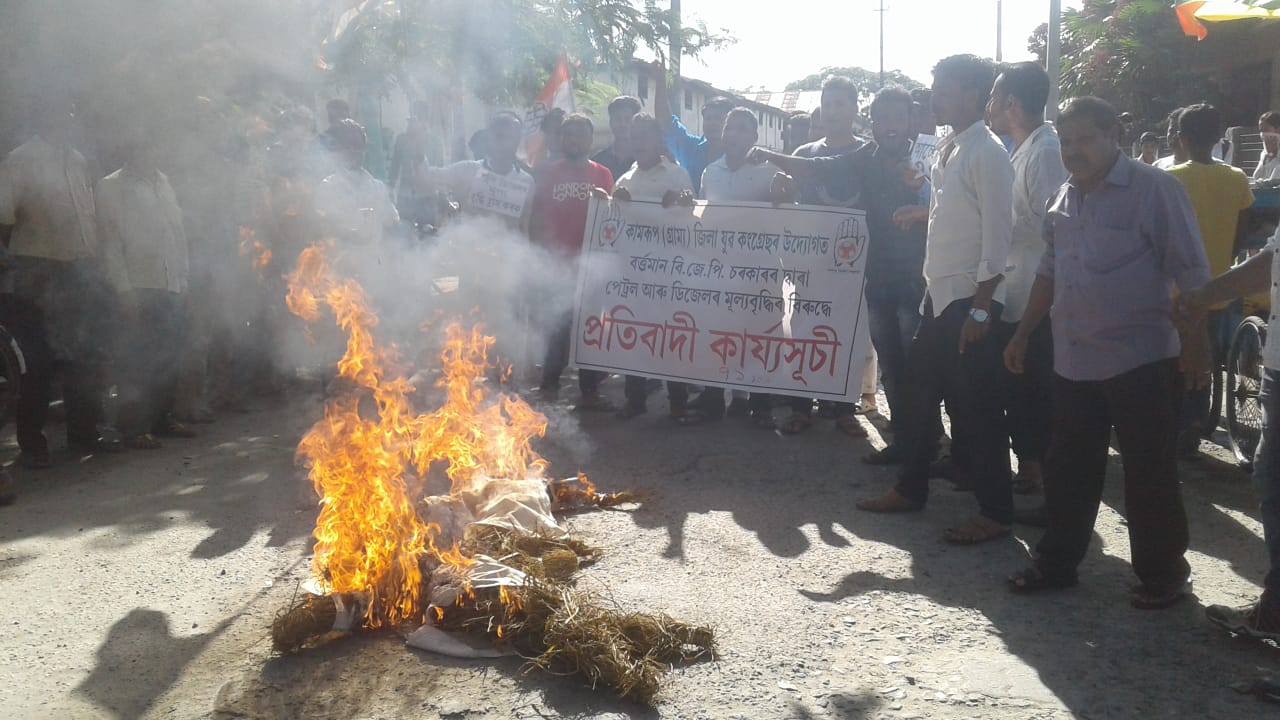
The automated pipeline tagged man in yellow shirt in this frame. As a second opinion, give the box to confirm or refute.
[1167,103,1254,457]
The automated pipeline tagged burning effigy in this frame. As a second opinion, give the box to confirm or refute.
[270,245,713,704]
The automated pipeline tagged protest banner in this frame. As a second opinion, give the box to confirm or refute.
[467,168,532,220]
[571,198,871,401]
[910,134,939,179]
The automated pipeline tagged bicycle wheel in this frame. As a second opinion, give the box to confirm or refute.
[0,325,23,423]
[1226,316,1267,468]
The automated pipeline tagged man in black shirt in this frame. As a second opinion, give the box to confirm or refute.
[591,95,643,180]
[749,87,927,456]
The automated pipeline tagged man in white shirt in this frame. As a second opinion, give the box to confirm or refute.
[610,113,695,419]
[96,143,194,448]
[418,112,533,230]
[986,62,1067,502]
[679,107,793,427]
[0,101,119,467]
[1255,111,1280,182]
[858,55,1016,545]
[316,119,400,260]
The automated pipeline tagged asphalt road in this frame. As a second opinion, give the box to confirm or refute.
[0,378,1275,719]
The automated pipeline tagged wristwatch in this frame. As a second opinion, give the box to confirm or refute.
[968,307,990,323]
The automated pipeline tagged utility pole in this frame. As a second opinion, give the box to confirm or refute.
[1047,0,1061,120]
[670,0,681,115]
[996,0,1003,62]
[875,0,887,88]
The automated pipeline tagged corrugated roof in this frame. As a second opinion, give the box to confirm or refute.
[749,91,823,115]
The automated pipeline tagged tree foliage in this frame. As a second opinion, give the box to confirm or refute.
[327,0,733,104]
[784,66,924,95]
[1027,0,1223,130]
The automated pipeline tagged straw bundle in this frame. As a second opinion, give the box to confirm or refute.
[271,593,339,653]
[436,579,716,704]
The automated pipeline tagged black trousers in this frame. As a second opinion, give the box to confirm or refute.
[1003,316,1053,465]
[541,311,603,394]
[117,290,184,436]
[623,375,690,413]
[1035,359,1190,590]
[895,297,1012,523]
[0,259,108,454]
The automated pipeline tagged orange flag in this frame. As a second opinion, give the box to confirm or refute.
[521,54,576,166]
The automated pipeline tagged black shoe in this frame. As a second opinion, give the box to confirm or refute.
[862,444,905,465]
[726,397,749,418]
[928,457,956,480]
[0,469,15,505]
[69,435,124,454]
[18,451,52,470]
[1177,429,1202,461]
[1013,504,1048,527]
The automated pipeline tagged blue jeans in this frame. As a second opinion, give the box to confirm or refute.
[866,278,924,437]
[1256,369,1280,595]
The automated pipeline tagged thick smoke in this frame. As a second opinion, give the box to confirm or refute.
[0,0,596,462]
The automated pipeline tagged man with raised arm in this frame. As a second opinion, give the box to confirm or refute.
[651,62,735,197]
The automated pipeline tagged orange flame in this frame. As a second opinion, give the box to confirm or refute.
[285,244,549,627]
[238,226,273,273]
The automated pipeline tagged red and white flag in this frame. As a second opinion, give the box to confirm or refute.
[522,54,576,166]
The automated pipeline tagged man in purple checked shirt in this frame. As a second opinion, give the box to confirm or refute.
[1004,97,1214,610]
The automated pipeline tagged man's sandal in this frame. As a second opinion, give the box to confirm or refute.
[779,413,812,435]
[1130,582,1191,610]
[943,516,1011,545]
[674,409,721,426]
[751,411,776,430]
[1007,567,1078,594]
[125,434,163,450]
[835,414,868,437]
[856,490,922,513]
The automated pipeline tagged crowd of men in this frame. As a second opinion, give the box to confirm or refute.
[2,51,1279,642]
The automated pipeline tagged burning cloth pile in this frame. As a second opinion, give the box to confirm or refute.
[270,246,714,704]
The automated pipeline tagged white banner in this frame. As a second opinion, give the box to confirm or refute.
[910,134,939,179]
[571,198,871,401]
[468,169,532,219]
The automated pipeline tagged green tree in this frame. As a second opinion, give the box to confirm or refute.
[784,66,923,95]
[1027,0,1222,130]
[327,0,732,105]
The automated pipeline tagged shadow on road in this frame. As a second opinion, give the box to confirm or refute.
[0,394,319,560]
[76,608,233,720]
[557,392,1280,718]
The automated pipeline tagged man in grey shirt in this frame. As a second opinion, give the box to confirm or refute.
[1005,97,1212,609]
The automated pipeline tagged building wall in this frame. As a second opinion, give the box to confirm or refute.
[612,66,787,151]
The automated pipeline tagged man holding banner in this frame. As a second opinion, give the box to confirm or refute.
[416,111,533,229]
[681,107,794,428]
[530,114,616,411]
[610,113,696,420]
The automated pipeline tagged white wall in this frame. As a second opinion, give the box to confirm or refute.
[613,66,786,151]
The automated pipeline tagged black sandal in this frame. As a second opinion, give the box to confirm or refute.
[779,413,812,435]
[616,405,647,420]
[1130,582,1190,610]
[751,411,776,430]
[675,409,721,426]
[1008,566,1078,595]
